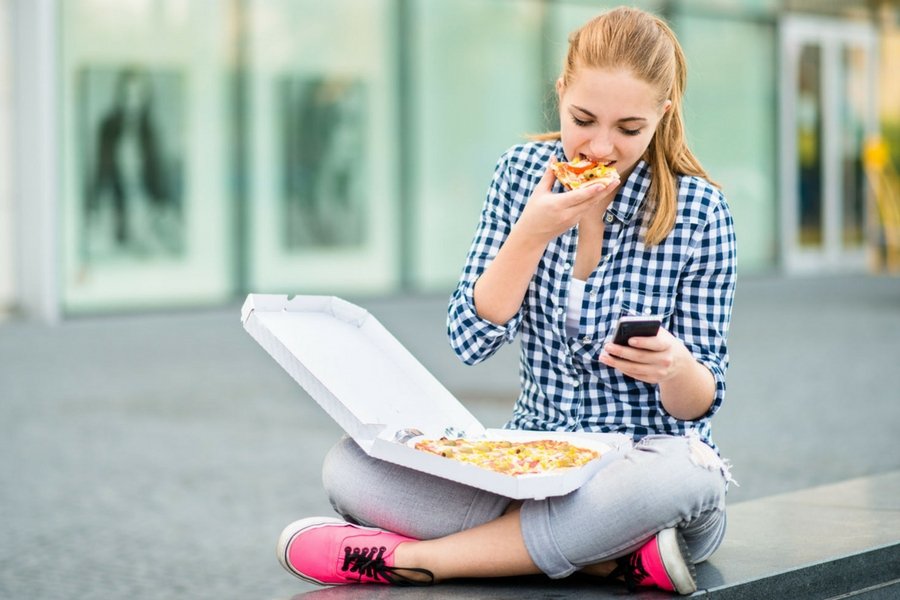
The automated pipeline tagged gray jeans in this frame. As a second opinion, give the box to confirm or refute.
[322,433,730,578]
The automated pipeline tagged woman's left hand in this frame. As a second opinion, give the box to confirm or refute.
[598,326,690,384]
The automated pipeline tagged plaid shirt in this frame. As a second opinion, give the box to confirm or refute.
[447,140,737,449]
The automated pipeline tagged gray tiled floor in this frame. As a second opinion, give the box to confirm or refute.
[1,274,899,599]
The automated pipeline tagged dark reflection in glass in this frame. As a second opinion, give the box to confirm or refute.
[797,44,822,248]
[841,45,867,247]
[279,76,367,250]
[79,66,186,263]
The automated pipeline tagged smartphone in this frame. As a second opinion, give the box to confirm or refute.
[612,315,661,345]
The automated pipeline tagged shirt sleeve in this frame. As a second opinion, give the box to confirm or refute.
[673,197,737,419]
[447,151,525,365]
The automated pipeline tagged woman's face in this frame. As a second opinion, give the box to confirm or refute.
[557,67,670,181]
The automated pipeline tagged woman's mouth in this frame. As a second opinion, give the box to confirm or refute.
[578,153,616,167]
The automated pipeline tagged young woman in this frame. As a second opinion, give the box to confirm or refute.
[276,6,736,595]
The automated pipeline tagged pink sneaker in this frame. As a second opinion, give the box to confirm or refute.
[612,528,697,595]
[276,517,434,586]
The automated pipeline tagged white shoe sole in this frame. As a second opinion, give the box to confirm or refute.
[656,528,698,595]
[276,516,347,585]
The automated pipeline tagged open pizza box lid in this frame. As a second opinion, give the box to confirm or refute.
[241,294,630,499]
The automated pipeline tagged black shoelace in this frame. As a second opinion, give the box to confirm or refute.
[608,551,650,592]
[341,545,435,586]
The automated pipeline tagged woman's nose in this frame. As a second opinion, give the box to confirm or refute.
[589,134,614,158]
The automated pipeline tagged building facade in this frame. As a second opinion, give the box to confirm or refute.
[2,0,899,320]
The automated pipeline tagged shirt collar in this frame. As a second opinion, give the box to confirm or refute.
[608,160,651,225]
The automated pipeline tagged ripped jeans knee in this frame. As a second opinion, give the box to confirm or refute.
[633,432,737,496]
[685,431,738,491]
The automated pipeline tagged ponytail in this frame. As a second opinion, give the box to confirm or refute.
[643,35,716,245]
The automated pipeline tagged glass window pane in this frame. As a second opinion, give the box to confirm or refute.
[679,0,779,11]
[59,0,233,313]
[245,0,400,294]
[676,14,778,268]
[410,0,544,291]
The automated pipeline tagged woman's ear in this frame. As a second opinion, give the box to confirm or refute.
[556,77,565,99]
[661,99,673,114]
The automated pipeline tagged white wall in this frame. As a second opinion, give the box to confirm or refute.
[0,0,14,315]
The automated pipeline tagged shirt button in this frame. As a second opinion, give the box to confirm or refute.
[604,213,614,224]
[572,380,580,388]
[643,308,653,315]
[556,307,565,315]
[582,336,591,344]
[564,262,571,270]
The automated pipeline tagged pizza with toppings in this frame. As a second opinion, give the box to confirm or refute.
[413,437,600,476]
[551,155,620,191]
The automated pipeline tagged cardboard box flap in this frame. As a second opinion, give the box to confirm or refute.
[242,294,485,449]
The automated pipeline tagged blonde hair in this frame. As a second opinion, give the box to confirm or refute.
[544,6,715,246]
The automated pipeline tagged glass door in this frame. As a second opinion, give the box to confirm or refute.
[779,17,878,272]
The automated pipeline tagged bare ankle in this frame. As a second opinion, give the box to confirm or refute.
[581,559,617,578]
[393,541,439,583]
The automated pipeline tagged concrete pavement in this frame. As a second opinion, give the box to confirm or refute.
[1,273,898,599]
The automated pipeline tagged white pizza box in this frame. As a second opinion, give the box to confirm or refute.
[241,293,631,499]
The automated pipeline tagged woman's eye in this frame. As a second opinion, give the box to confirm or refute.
[571,116,592,127]
[620,128,642,136]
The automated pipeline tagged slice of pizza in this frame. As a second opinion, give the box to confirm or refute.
[551,155,620,191]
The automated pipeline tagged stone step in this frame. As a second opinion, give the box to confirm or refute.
[293,470,900,599]
[698,470,900,599]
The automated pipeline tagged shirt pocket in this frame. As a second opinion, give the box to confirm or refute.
[601,287,677,345]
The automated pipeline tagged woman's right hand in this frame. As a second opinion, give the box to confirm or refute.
[514,162,620,243]
[472,161,619,326]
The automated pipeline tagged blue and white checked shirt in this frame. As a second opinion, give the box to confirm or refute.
[447,140,737,449]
